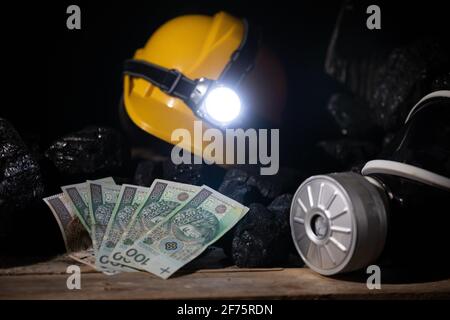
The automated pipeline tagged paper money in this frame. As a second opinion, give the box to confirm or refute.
[43,193,91,252]
[61,177,115,232]
[109,180,201,269]
[44,177,250,279]
[87,182,122,273]
[122,186,249,279]
[96,184,150,272]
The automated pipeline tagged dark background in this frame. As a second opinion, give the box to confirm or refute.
[3,1,448,167]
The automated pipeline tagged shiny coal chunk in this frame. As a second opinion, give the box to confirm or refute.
[45,126,129,176]
[267,194,293,228]
[214,223,237,259]
[267,194,299,255]
[133,160,156,187]
[327,93,379,138]
[218,169,263,205]
[369,40,450,130]
[0,118,44,239]
[231,203,291,267]
[217,169,289,259]
[215,170,257,256]
[218,169,249,203]
[218,169,282,206]
[162,161,203,186]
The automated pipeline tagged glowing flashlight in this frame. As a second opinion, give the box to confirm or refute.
[188,78,242,127]
[204,87,241,124]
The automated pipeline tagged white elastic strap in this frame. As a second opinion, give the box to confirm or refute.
[362,160,450,191]
[405,90,450,124]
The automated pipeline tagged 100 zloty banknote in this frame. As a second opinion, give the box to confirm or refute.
[120,186,249,279]
[96,184,151,271]
[87,181,122,272]
[61,177,115,233]
[108,180,201,269]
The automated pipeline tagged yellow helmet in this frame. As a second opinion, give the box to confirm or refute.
[123,11,285,160]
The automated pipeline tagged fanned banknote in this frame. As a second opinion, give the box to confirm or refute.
[44,177,250,279]
[87,182,121,272]
[43,193,91,252]
[121,186,249,279]
[96,184,150,272]
[109,179,201,269]
[61,177,115,232]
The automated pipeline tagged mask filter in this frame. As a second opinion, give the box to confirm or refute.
[290,172,388,275]
[291,91,450,275]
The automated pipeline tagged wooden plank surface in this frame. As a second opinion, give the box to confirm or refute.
[1,255,449,299]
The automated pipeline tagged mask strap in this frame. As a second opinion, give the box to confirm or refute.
[405,90,450,123]
[362,160,450,191]
[124,59,197,101]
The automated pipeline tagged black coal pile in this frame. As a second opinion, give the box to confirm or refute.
[1,125,134,257]
[217,168,304,206]
[0,119,44,239]
[216,168,277,254]
[267,194,295,234]
[215,167,305,260]
[45,126,130,177]
[218,169,268,205]
[369,40,450,131]
[322,0,450,171]
[230,194,298,268]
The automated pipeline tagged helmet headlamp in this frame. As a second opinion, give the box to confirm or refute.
[123,20,259,128]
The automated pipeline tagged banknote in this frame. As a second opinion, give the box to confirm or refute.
[43,193,91,252]
[87,182,122,273]
[109,179,201,269]
[122,186,249,279]
[61,177,115,232]
[96,184,151,272]
[44,177,250,279]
